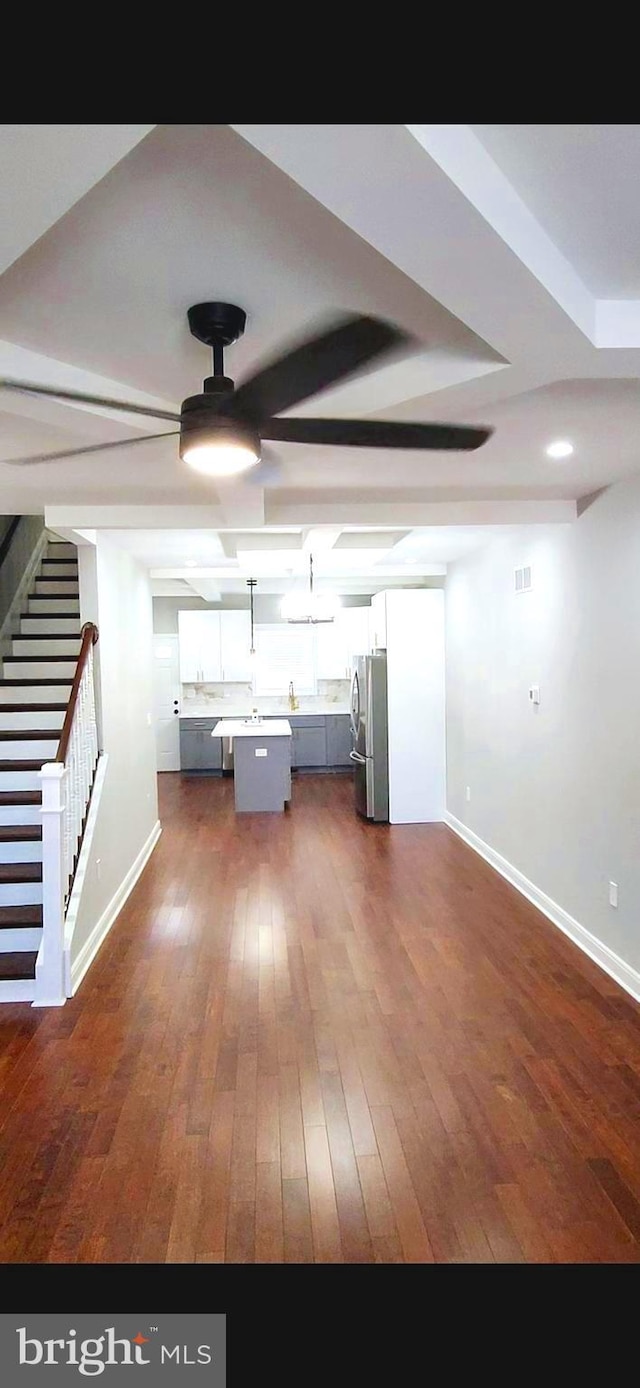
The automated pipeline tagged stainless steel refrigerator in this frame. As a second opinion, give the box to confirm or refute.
[349,652,389,821]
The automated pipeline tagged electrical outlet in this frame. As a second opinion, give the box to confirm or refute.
[609,880,618,908]
[529,686,540,705]
[465,786,471,802]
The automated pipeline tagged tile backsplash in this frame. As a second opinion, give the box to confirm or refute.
[181,678,350,712]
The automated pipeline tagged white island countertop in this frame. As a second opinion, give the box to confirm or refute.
[213,719,292,739]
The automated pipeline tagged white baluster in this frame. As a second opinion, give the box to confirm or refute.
[37,630,100,1006]
[35,763,67,1006]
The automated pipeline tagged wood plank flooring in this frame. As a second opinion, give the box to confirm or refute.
[1,771,640,1262]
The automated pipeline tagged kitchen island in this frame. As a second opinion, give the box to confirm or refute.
[213,719,292,812]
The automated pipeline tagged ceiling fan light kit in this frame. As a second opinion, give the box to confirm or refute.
[1,302,493,470]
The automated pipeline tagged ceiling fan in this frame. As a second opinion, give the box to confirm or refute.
[0,303,493,474]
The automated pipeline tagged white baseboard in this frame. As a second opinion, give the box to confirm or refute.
[67,815,161,997]
[444,811,640,1004]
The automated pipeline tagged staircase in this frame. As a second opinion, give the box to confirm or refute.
[0,538,80,1001]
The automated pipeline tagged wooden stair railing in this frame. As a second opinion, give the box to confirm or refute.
[37,622,99,1006]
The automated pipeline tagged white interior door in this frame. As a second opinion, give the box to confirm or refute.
[153,636,181,771]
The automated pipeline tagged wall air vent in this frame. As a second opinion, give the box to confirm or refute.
[514,565,532,593]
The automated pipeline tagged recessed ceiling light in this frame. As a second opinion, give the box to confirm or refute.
[545,440,574,459]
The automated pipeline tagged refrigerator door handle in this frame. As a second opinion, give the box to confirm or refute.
[349,749,367,764]
[350,669,360,739]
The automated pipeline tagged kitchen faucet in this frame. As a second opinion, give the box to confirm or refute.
[288,681,299,711]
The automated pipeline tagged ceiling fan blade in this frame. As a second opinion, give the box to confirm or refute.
[261,418,493,451]
[0,378,180,423]
[5,431,179,467]
[221,314,410,425]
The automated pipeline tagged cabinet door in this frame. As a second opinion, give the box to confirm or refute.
[178,611,203,683]
[371,593,387,650]
[342,606,372,673]
[178,611,221,683]
[315,618,350,679]
[220,610,253,682]
[326,715,352,766]
[199,611,222,681]
[180,728,221,770]
[294,726,327,767]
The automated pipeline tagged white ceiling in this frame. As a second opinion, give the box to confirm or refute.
[1,123,640,579]
[471,125,640,297]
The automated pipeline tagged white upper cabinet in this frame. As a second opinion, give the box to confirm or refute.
[178,611,221,683]
[370,592,387,649]
[341,606,371,669]
[219,610,253,682]
[315,618,350,679]
[315,607,371,678]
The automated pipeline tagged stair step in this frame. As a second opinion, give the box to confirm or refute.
[0,679,73,689]
[0,790,41,805]
[0,729,61,741]
[28,597,80,613]
[0,951,38,980]
[0,741,58,762]
[20,617,81,635]
[41,558,78,567]
[0,825,41,841]
[0,703,67,712]
[0,903,42,927]
[12,638,81,657]
[46,541,76,559]
[0,862,42,883]
[34,579,80,594]
[0,760,48,772]
[0,710,65,731]
[3,662,78,680]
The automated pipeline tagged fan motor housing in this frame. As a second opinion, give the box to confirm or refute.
[179,393,260,460]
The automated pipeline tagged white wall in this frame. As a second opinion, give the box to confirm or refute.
[71,535,159,968]
[445,471,640,975]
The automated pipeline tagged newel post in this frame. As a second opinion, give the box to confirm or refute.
[35,762,67,1007]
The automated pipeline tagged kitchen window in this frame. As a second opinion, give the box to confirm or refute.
[252,624,316,696]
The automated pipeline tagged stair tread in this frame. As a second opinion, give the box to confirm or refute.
[0,759,49,770]
[0,825,42,841]
[0,951,38,980]
[0,791,41,805]
[0,730,60,740]
[0,704,67,712]
[22,612,81,620]
[0,862,42,881]
[0,904,42,925]
[28,595,80,601]
[3,656,78,664]
[13,634,80,641]
[0,679,73,686]
[41,559,78,566]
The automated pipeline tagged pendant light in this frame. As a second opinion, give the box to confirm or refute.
[247,577,257,653]
[281,555,341,624]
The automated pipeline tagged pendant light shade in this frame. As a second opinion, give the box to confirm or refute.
[281,555,341,624]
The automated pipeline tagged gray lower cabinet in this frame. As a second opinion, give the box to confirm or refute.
[180,719,222,772]
[292,725,327,768]
[325,714,352,767]
[180,713,353,773]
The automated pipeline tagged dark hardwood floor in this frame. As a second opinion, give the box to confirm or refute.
[1,771,640,1263]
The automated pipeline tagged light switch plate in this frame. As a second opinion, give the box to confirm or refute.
[255,748,268,757]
